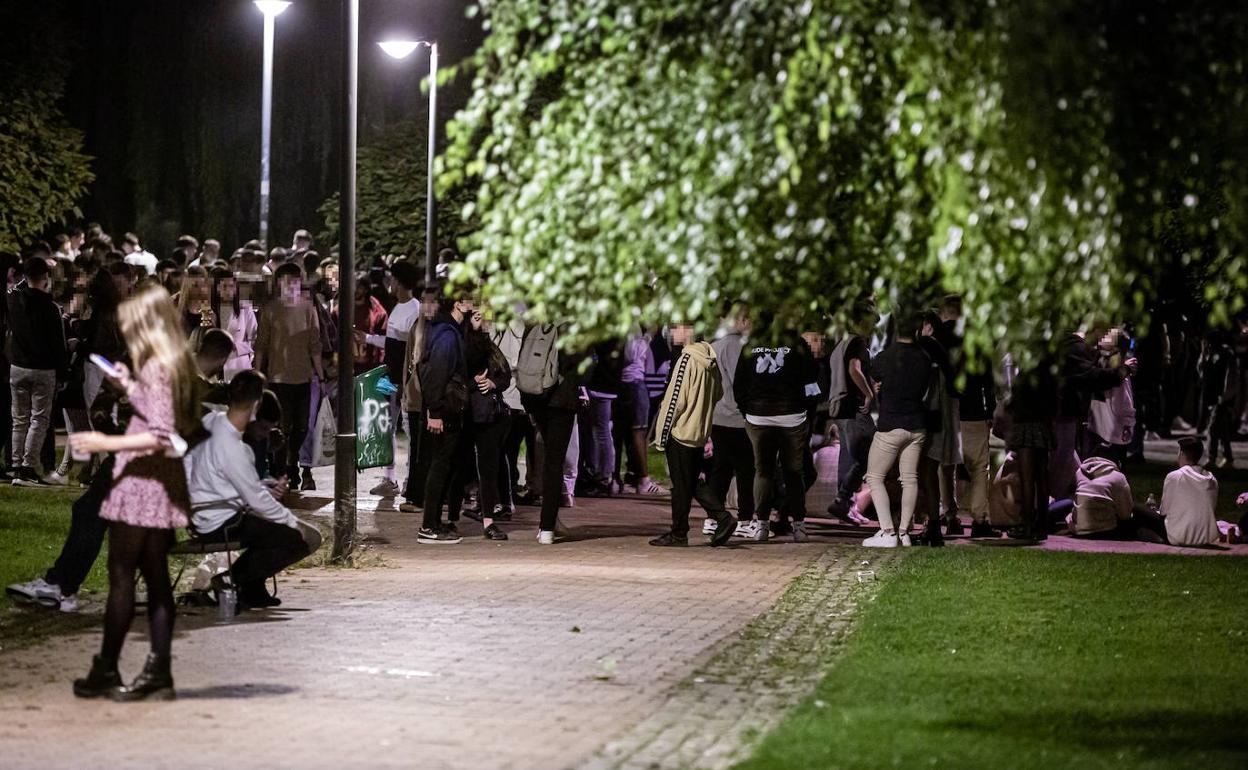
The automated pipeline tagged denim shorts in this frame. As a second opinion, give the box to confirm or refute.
[618,379,651,429]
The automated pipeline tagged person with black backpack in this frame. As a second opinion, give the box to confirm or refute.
[417,289,473,544]
[517,322,588,544]
[826,301,879,525]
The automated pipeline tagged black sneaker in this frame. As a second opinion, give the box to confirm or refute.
[417,527,462,545]
[710,515,736,547]
[444,522,460,536]
[945,516,965,536]
[483,523,508,541]
[649,532,688,547]
[300,468,317,491]
[970,522,998,539]
[770,519,792,537]
[12,467,47,487]
[492,505,514,522]
[1006,526,1038,543]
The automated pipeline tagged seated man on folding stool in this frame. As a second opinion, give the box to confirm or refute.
[188,370,322,609]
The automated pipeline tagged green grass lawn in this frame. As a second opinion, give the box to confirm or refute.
[736,548,1247,770]
[0,485,107,649]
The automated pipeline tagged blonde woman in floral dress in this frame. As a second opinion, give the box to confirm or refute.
[70,283,200,701]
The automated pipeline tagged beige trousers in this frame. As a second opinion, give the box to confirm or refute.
[864,428,926,535]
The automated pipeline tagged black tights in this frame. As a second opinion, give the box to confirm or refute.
[101,523,175,662]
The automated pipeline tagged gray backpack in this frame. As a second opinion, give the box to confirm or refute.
[516,323,560,395]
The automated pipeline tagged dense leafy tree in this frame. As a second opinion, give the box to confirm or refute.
[442,0,1246,366]
[320,121,476,266]
[0,3,93,253]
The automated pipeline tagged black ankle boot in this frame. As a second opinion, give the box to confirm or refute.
[73,655,121,698]
[109,653,175,702]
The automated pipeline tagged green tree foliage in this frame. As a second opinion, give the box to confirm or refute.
[442,0,1246,365]
[0,3,93,254]
[320,121,475,267]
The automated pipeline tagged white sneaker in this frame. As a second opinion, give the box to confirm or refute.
[5,577,63,608]
[369,478,400,497]
[636,478,670,497]
[46,470,69,486]
[58,594,79,613]
[537,530,555,545]
[792,521,809,542]
[899,533,912,547]
[702,519,718,536]
[862,530,900,548]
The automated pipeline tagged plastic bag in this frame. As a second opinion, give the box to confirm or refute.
[309,394,336,468]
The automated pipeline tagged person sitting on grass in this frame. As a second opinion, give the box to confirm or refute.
[1134,436,1219,547]
[649,330,737,548]
[188,370,322,610]
[1047,451,1134,539]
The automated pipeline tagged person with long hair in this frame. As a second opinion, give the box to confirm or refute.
[69,283,199,701]
[211,267,257,379]
[452,309,512,540]
[176,265,214,335]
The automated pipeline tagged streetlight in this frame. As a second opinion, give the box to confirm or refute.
[378,38,439,285]
[254,0,290,250]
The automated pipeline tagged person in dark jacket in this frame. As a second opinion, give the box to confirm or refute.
[417,290,472,544]
[447,311,512,541]
[732,317,821,542]
[520,325,591,544]
[1051,331,1135,500]
[8,257,68,485]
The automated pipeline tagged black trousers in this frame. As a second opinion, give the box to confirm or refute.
[498,407,528,508]
[708,425,755,521]
[422,420,466,530]
[405,410,429,506]
[746,421,808,521]
[0,356,10,468]
[204,515,313,595]
[666,442,728,537]
[449,415,511,519]
[271,382,311,479]
[44,455,114,594]
[524,397,577,532]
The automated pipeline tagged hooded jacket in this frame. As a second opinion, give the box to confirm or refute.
[1072,457,1133,535]
[654,342,722,451]
[1160,465,1220,546]
[711,330,747,428]
[418,310,468,423]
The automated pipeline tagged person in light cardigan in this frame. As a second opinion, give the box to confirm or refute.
[189,370,321,610]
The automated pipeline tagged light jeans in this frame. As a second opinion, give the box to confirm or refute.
[864,428,926,535]
[10,366,57,472]
[958,420,992,523]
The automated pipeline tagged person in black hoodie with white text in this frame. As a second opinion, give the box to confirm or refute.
[733,316,822,542]
[417,290,473,544]
[8,257,68,486]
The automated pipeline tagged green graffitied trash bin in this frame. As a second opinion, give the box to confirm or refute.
[355,366,397,470]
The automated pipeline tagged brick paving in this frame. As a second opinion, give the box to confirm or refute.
[0,464,844,770]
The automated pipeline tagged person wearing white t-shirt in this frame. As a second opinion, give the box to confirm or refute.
[1135,436,1220,546]
[121,232,158,277]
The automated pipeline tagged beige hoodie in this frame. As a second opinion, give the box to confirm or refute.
[653,342,722,451]
[1161,465,1220,546]
[1072,457,1133,535]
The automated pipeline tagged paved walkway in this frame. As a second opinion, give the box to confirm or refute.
[0,467,852,770]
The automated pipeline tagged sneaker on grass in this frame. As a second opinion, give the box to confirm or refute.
[862,530,900,548]
[6,577,63,608]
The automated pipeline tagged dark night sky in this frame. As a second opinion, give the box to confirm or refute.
[59,0,483,254]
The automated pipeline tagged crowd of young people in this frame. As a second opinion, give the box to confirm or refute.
[2,225,1244,701]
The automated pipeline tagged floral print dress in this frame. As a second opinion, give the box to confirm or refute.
[99,360,191,530]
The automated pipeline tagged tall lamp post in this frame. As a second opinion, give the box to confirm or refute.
[333,0,360,562]
[378,39,439,284]
[254,1,291,250]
